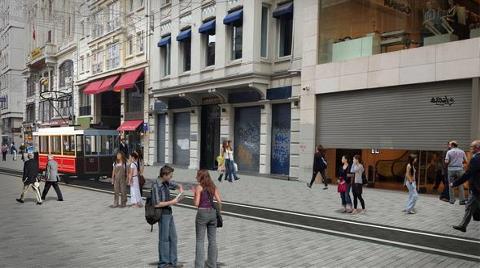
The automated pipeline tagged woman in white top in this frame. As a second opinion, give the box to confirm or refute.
[225,140,239,182]
[404,154,418,214]
[350,155,366,214]
[128,151,143,208]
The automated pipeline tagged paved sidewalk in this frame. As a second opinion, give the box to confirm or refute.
[2,158,479,239]
[1,173,478,267]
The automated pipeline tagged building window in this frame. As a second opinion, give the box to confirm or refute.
[126,87,144,113]
[278,15,292,57]
[79,89,91,116]
[182,38,191,72]
[106,42,120,70]
[27,77,35,97]
[138,0,144,8]
[92,51,103,74]
[57,97,72,118]
[205,34,215,66]
[260,6,269,58]
[160,37,171,76]
[26,104,35,123]
[231,25,242,60]
[127,36,133,56]
[129,0,134,12]
[137,31,144,53]
[39,101,53,122]
[58,60,73,88]
[80,56,84,73]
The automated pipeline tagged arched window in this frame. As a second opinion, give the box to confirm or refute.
[59,60,73,88]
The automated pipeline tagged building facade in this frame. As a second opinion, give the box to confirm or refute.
[299,0,480,191]
[0,0,26,146]
[75,0,150,155]
[148,0,303,178]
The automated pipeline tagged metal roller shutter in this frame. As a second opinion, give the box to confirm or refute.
[157,114,166,163]
[173,112,190,166]
[316,80,472,151]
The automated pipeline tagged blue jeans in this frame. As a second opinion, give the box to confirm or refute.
[340,184,352,206]
[225,159,238,181]
[405,181,418,213]
[195,209,217,268]
[158,214,177,268]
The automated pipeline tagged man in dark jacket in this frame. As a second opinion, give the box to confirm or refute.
[451,140,480,232]
[119,137,128,157]
[16,153,42,205]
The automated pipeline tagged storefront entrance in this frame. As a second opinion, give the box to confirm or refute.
[200,105,220,170]
[234,106,261,173]
[271,103,291,175]
[157,114,166,164]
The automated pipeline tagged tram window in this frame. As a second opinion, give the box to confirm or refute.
[76,135,83,155]
[101,135,114,155]
[84,135,99,155]
[39,136,49,154]
[51,136,62,155]
[63,135,75,156]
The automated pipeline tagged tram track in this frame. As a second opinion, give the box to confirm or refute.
[1,167,479,262]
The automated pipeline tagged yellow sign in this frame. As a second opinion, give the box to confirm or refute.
[30,48,42,60]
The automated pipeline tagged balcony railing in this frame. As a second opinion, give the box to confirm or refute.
[79,106,91,116]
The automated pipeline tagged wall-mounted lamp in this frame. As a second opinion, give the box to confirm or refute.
[302,86,310,91]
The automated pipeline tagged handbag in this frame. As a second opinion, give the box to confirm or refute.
[337,179,347,193]
[208,192,223,228]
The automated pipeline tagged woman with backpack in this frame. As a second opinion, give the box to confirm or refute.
[404,154,419,214]
[111,152,128,208]
[338,155,353,213]
[193,169,222,268]
[128,152,143,208]
[351,155,366,214]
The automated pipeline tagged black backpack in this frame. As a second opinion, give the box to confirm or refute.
[145,180,163,232]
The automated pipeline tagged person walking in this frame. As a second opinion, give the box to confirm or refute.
[19,143,25,161]
[445,141,467,205]
[152,165,184,268]
[1,144,7,161]
[16,153,42,205]
[351,155,366,214]
[217,141,227,182]
[111,152,127,208]
[128,152,143,208]
[338,155,353,213]
[193,170,222,268]
[307,145,328,189]
[11,143,17,161]
[404,154,419,214]
[452,140,480,232]
[224,140,239,182]
[135,149,145,196]
[119,137,128,157]
[41,155,64,201]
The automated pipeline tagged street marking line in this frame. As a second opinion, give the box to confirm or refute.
[174,202,480,261]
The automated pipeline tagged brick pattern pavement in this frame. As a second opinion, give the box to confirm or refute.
[2,158,479,239]
[1,173,478,268]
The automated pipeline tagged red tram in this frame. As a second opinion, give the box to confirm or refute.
[33,127,119,177]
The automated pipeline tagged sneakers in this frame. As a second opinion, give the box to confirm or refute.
[36,202,42,205]
[406,210,415,214]
[16,198,24,203]
[306,183,311,189]
[452,225,466,232]
[323,187,328,190]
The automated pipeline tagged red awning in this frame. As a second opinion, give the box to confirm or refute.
[83,80,104,95]
[117,120,143,131]
[113,68,144,92]
[96,75,119,94]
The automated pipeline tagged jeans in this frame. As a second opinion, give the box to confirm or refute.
[448,169,465,203]
[158,214,177,268]
[405,181,418,213]
[340,184,352,207]
[41,181,63,200]
[225,159,238,181]
[458,194,480,229]
[195,209,217,268]
[20,183,42,203]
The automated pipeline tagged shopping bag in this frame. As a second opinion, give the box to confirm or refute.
[233,162,238,172]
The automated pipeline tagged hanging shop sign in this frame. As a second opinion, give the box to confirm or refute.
[30,48,42,60]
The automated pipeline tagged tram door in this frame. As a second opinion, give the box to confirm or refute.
[84,135,99,174]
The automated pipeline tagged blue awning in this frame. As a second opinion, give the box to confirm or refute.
[176,28,191,42]
[199,19,216,35]
[223,9,243,26]
[157,35,171,47]
[273,2,293,18]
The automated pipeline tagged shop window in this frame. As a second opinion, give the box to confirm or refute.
[260,5,269,58]
[39,136,49,154]
[62,135,75,156]
[318,1,480,64]
[231,25,242,60]
[51,136,61,155]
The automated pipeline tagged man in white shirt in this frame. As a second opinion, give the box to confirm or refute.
[445,141,467,205]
